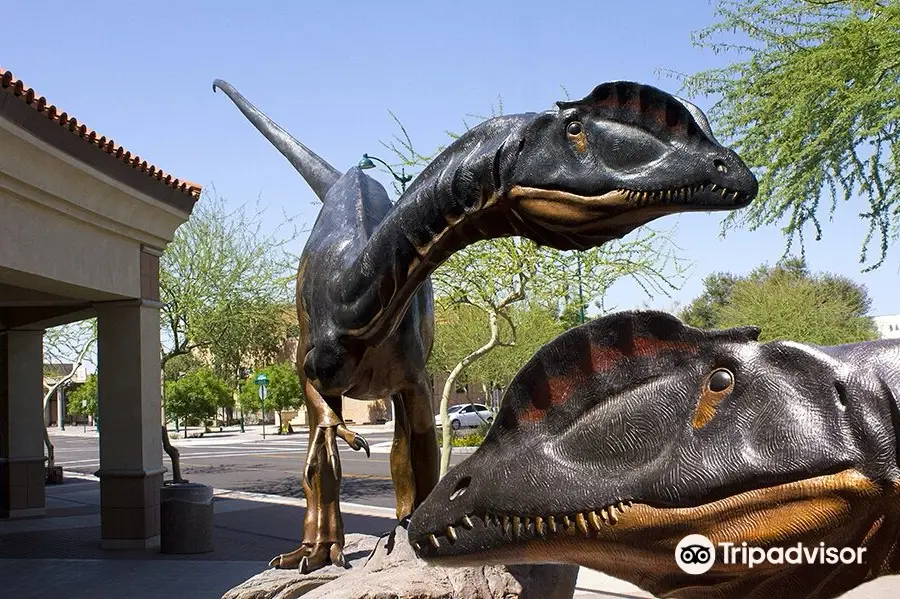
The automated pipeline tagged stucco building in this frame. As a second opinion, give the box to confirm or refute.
[874,314,900,340]
[0,67,199,548]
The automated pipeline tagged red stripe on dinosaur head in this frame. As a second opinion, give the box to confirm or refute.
[591,345,625,371]
[590,337,696,372]
[632,337,696,357]
[519,336,697,424]
[519,372,583,423]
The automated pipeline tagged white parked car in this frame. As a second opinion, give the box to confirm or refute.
[436,403,494,430]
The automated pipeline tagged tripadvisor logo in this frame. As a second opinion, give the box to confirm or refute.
[675,534,716,574]
[674,534,867,575]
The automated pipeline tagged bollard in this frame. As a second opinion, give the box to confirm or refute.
[160,482,214,554]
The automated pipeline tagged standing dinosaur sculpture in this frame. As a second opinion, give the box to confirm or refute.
[409,310,900,599]
[212,80,758,572]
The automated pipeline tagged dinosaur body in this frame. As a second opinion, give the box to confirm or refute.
[213,80,757,572]
[409,311,900,598]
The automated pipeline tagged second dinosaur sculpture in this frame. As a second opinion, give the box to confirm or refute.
[410,311,900,599]
[213,79,758,572]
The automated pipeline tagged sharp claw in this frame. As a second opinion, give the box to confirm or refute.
[357,435,370,458]
[299,556,310,574]
[330,544,346,568]
[268,555,281,568]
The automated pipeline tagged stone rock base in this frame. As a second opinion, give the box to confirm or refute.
[222,526,578,599]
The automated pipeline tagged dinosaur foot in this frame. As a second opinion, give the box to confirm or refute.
[268,541,346,572]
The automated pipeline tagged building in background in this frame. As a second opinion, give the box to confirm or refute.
[42,362,88,426]
[873,314,900,340]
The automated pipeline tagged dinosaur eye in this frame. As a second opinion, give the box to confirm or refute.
[566,121,583,136]
[707,369,734,393]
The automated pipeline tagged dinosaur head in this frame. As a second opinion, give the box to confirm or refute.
[409,311,899,597]
[500,82,757,249]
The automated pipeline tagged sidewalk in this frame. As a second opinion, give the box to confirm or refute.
[0,473,399,599]
[0,471,621,599]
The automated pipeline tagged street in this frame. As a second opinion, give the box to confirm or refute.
[51,425,470,510]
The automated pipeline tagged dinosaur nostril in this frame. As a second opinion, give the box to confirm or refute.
[834,381,849,409]
[714,159,728,174]
[450,476,471,501]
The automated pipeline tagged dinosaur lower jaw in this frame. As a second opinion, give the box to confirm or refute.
[412,469,892,596]
[509,183,748,234]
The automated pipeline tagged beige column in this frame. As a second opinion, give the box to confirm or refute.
[95,300,163,549]
[0,329,46,518]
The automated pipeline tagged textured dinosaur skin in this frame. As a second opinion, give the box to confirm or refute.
[212,80,758,573]
[409,311,900,599]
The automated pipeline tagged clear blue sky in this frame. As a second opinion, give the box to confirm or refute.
[4,0,897,316]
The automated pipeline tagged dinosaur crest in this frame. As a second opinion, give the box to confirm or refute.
[556,81,714,142]
[504,311,760,427]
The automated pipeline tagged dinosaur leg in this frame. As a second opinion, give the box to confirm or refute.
[390,378,439,522]
[269,383,368,572]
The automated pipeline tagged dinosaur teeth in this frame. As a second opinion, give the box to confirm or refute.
[502,515,511,536]
[575,513,589,535]
[461,515,475,530]
[522,516,532,533]
[587,510,602,531]
[428,534,440,548]
[608,505,620,525]
[446,526,458,543]
[512,515,521,538]
[535,516,546,537]
[617,501,627,512]
[562,515,572,530]
[599,507,611,524]
[412,541,421,552]
[547,515,557,533]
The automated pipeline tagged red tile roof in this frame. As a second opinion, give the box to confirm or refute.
[1,67,201,200]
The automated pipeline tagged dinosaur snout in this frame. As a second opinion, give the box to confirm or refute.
[707,149,758,207]
[408,462,485,559]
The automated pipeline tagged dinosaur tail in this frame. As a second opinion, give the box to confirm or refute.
[212,79,340,202]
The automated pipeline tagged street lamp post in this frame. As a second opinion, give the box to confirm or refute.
[255,373,270,440]
[358,154,413,193]
[576,252,586,324]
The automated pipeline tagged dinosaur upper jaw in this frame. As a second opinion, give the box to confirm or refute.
[410,468,891,597]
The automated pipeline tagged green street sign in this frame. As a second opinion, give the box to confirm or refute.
[255,373,269,386]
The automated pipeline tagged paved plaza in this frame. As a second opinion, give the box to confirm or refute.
[0,429,621,598]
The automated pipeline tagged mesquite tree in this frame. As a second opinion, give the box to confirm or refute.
[675,0,900,269]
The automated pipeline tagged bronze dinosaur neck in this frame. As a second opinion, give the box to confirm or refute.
[332,116,536,347]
